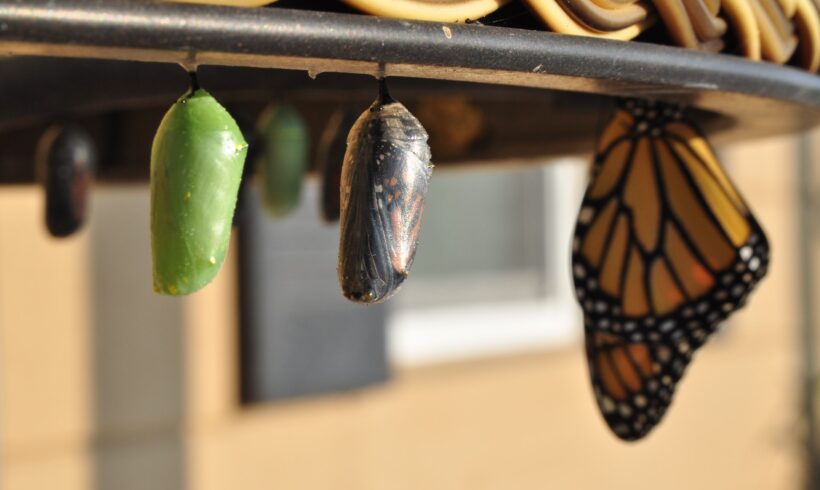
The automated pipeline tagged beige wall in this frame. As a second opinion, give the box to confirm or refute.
[0,132,814,490]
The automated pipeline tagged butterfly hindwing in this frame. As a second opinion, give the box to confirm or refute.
[586,330,694,441]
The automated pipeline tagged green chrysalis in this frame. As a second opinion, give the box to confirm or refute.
[256,104,309,218]
[150,81,248,296]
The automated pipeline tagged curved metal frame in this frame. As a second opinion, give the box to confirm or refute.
[0,0,818,144]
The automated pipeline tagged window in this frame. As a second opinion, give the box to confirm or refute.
[388,158,587,365]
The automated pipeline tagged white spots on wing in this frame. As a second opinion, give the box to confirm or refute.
[578,207,594,224]
[749,257,761,271]
[655,346,671,363]
[600,395,616,414]
[573,264,586,279]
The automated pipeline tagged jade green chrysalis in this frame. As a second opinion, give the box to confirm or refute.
[150,86,248,296]
[256,104,308,217]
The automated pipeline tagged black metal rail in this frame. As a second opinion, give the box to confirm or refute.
[0,0,817,143]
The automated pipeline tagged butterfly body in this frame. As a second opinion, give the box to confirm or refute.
[338,91,432,304]
[573,99,769,440]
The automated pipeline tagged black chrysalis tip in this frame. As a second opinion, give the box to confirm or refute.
[318,108,359,223]
[188,71,201,92]
[377,78,394,106]
[36,125,97,238]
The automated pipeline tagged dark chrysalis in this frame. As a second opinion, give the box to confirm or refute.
[317,108,359,223]
[338,79,433,304]
[232,113,260,229]
[35,124,96,238]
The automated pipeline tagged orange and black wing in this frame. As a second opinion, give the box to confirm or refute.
[585,331,693,441]
[573,99,769,439]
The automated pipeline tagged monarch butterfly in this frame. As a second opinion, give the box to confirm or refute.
[573,98,769,440]
[338,79,433,303]
[151,73,248,296]
[36,124,96,238]
[317,108,358,223]
[256,104,309,218]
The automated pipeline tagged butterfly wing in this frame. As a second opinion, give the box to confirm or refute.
[586,330,694,441]
[573,99,769,439]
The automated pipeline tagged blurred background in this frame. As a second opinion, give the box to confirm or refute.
[0,121,817,490]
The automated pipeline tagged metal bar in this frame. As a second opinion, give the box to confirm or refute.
[0,0,818,140]
[799,132,820,489]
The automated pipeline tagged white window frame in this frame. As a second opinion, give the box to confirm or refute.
[388,157,588,366]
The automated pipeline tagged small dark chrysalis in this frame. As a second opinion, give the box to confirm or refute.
[36,124,96,238]
[232,113,260,229]
[317,108,359,223]
[338,79,433,304]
